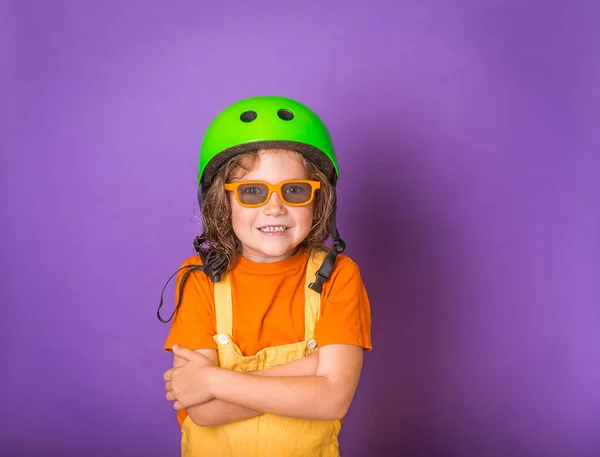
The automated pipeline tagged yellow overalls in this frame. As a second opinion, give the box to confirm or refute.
[181,251,342,456]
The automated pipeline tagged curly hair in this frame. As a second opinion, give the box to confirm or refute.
[200,149,335,270]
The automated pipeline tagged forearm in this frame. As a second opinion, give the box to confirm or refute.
[186,353,319,427]
[209,372,346,421]
[251,351,319,377]
[187,400,260,427]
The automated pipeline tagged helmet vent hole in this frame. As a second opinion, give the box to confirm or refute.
[277,109,294,121]
[240,110,257,122]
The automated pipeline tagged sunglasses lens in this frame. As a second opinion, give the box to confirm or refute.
[281,182,313,204]
[237,183,269,205]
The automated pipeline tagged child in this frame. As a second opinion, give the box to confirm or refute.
[159,95,372,456]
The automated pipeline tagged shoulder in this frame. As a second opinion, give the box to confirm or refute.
[315,251,372,347]
[319,252,366,294]
[180,252,204,267]
[176,253,211,285]
[308,249,363,276]
[172,253,215,312]
[330,253,362,276]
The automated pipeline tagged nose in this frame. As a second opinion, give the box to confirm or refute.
[263,190,286,217]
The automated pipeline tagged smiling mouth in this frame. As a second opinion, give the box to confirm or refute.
[258,226,289,233]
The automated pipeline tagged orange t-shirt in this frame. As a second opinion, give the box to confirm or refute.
[163,247,372,424]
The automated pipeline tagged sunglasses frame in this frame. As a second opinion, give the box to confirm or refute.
[224,179,321,208]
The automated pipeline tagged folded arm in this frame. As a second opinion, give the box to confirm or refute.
[206,344,363,421]
[179,349,321,427]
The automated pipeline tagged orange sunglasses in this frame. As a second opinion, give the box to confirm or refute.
[223,180,321,207]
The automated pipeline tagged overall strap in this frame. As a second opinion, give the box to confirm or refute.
[304,250,326,340]
[213,271,233,335]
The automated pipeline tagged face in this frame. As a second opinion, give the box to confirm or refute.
[229,149,314,263]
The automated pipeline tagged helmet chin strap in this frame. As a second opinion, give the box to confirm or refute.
[193,185,227,282]
[308,190,346,293]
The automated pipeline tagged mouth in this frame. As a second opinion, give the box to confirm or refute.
[258,225,289,233]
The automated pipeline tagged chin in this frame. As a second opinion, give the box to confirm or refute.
[243,240,299,261]
[259,245,295,258]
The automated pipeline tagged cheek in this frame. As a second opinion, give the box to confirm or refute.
[295,204,314,226]
[230,201,258,229]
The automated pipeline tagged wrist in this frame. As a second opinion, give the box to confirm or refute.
[205,365,222,398]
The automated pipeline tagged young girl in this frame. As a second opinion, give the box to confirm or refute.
[159,95,372,456]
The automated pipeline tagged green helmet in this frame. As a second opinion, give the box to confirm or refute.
[198,95,339,190]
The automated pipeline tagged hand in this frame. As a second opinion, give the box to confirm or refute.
[164,345,216,410]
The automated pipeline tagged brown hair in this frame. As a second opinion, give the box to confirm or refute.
[200,149,335,270]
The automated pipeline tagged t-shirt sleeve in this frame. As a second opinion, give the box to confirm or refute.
[163,258,218,352]
[314,258,372,350]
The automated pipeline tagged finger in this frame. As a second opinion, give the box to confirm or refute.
[166,391,176,401]
[172,344,197,361]
[163,369,172,382]
[173,400,183,411]
[164,381,171,391]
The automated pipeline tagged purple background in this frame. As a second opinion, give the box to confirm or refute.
[1,1,599,456]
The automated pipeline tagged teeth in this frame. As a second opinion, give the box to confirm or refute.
[260,226,287,232]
